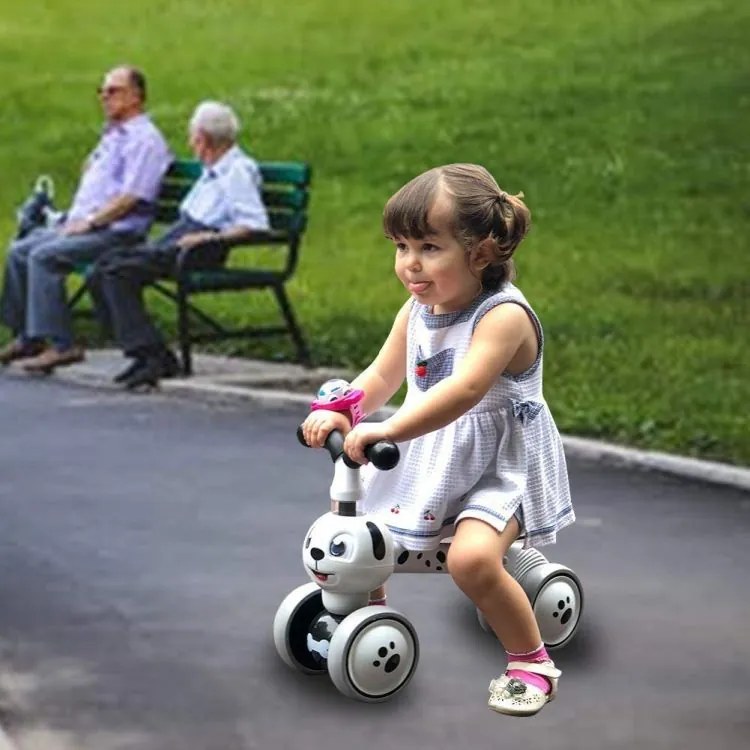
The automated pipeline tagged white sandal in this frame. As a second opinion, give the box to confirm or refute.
[488,661,561,717]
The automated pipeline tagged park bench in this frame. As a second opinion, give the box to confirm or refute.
[69,158,313,375]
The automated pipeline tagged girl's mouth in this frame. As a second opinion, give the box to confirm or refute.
[408,282,430,294]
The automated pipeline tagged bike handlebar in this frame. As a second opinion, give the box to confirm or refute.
[296,425,399,470]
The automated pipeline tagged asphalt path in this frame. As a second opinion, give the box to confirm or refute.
[0,375,748,750]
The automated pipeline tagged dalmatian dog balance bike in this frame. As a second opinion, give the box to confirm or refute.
[273,381,584,703]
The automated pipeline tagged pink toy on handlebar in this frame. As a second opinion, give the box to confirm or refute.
[311,378,366,427]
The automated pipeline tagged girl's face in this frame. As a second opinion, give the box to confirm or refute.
[393,193,485,314]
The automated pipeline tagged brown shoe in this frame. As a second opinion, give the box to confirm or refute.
[0,338,46,365]
[21,345,85,373]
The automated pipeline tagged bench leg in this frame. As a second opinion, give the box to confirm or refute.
[273,283,312,368]
[177,283,192,376]
[68,278,88,310]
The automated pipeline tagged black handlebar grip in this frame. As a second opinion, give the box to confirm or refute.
[297,425,399,470]
[365,440,400,470]
[297,425,350,464]
[296,424,310,447]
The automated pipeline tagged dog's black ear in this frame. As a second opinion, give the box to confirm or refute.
[366,521,386,560]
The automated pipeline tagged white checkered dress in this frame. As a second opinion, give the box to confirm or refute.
[361,284,574,551]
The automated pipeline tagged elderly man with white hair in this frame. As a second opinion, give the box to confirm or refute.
[88,100,269,389]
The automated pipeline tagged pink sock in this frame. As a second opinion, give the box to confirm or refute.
[506,644,552,695]
[368,596,387,606]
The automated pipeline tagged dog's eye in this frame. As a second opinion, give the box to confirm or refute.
[330,537,347,557]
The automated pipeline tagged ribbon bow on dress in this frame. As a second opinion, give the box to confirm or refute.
[510,399,544,426]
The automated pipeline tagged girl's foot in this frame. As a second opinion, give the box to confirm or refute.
[487,661,561,717]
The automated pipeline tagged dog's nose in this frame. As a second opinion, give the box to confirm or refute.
[310,547,324,561]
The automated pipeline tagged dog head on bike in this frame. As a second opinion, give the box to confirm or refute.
[303,512,394,594]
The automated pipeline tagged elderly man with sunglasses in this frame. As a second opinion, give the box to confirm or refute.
[0,65,171,371]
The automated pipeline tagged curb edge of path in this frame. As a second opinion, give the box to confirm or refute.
[157,379,750,494]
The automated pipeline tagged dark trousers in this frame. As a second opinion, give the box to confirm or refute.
[0,226,137,344]
[88,217,223,357]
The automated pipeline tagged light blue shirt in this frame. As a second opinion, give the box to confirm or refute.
[68,113,172,236]
[180,145,270,232]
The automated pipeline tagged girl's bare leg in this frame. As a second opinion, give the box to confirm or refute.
[447,517,541,652]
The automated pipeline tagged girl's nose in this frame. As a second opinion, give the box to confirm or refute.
[405,251,421,270]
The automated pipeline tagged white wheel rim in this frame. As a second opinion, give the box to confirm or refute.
[534,575,582,647]
[344,617,418,699]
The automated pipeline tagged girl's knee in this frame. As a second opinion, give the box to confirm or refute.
[447,541,502,594]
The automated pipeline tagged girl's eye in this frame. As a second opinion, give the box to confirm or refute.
[395,243,407,253]
[423,243,439,253]
[330,538,347,557]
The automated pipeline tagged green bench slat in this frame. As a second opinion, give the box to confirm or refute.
[164,160,310,187]
[259,162,311,187]
[158,174,309,209]
[185,268,281,291]
[152,207,306,234]
[165,160,203,180]
[158,184,308,211]
[157,182,196,202]
[154,202,183,223]
[267,210,307,234]
[263,187,309,210]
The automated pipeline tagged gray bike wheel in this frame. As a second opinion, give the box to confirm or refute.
[326,606,419,702]
[272,582,328,674]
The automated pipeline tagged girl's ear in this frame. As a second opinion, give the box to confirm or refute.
[472,237,495,271]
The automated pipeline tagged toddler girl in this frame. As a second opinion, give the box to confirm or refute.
[303,163,574,716]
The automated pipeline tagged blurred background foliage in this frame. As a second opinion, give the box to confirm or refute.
[0,0,747,463]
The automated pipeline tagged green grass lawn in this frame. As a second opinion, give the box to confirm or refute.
[0,0,748,464]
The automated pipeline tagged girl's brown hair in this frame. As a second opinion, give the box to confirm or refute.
[383,163,531,290]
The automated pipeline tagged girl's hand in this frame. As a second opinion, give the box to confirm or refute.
[301,410,351,448]
[343,421,394,465]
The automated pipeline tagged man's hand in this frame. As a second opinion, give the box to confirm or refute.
[176,231,220,250]
[61,219,93,236]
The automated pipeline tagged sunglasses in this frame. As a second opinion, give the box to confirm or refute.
[97,85,127,97]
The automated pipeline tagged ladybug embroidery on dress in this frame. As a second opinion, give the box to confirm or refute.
[413,347,455,391]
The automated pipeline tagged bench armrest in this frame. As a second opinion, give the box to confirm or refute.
[174,230,300,282]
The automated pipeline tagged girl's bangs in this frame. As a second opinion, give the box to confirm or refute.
[383,171,440,239]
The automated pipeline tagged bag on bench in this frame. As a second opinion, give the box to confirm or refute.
[15,175,64,239]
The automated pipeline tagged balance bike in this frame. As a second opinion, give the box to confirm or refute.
[273,428,584,703]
